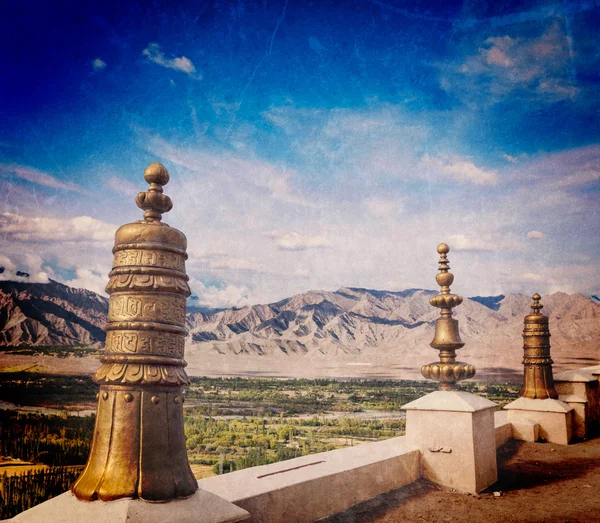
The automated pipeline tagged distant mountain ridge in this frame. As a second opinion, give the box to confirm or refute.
[0,280,108,346]
[1,282,598,380]
[185,288,599,364]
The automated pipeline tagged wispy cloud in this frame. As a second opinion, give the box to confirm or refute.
[187,250,270,274]
[105,175,139,196]
[92,58,107,72]
[126,106,600,302]
[189,277,251,308]
[264,105,500,188]
[65,268,107,295]
[527,230,547,240]
[443,22,579,104]
[448,233,523,252]
[142,43,199,78]
[512,144,600,190]
[420,154,498,185]
[0,213,116,292]
[0,253,49,283]
[265,230,329,251]
[0,213,115,243]
[136,128,318,208]
[0,164,88,194]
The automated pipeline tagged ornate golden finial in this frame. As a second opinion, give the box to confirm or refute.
[72,163,196,501]
[135,162,173,222]
[421,243,475,390]
[519,293,558,399]
[531,293,543,314]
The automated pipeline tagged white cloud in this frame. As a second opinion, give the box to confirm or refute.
[421,155,498,185]
[189,279,251,308]
[0,254,16,274]
[520,271,545,282]
[0,213,115,243]
[92,58,107,71]
[553,164,600,188]
[525,146,599,184]
[449,233,523,252]
[188,250,269,274]
[136,128,318,208]
[142,43,199,77]
[262,105,429,183]
[0,163,88,193]
[264,230,329,251]
[1,214,114,293]
[0,253,50,283]
[527,230,547,240]
[121,109,599,305]
[65,269,107,295]
[512,264,599,295]
[263,106,500,189]
[445,23,579,104]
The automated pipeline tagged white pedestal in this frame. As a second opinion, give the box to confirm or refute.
[7,488,250,523]
[403,391,498,494]
[504,397,573,445]
[555,370,599,438]
[510,419,540,442]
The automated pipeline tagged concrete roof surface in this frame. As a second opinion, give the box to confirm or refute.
[323,434,600,523]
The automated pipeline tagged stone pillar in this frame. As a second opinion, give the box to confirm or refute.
[504,294,573,445]
[11,163,249,523]
[403,243,497,494]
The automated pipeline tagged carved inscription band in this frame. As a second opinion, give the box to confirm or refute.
[108,294,187,324]
[105,330,185,357]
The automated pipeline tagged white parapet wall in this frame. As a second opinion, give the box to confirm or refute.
[198,436,420,523]
[6,419,516,523]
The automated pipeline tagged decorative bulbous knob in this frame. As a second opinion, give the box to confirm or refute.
[135,162,173,222]
[144,162,170,185]
[421,362,476,390]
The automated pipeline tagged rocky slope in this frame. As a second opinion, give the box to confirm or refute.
[1,282,598,379]
[185,288,600,377]
[0,280,108,346]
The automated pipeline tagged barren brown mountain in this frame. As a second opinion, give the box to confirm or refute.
[0,280,107,346]
[1,282,598,380]
[185,288,599,380]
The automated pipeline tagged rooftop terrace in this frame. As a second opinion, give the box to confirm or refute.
[326,435,600,523]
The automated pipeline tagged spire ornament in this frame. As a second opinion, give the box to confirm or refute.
[421,243,475,390]
[135,162,173,222]
[519,293,558,399]
[71,162,197,502]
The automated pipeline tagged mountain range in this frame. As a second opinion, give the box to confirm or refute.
[0,280,107,346]
[0,280,598,380]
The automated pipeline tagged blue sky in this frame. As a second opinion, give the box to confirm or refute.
[1,0,598,306]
